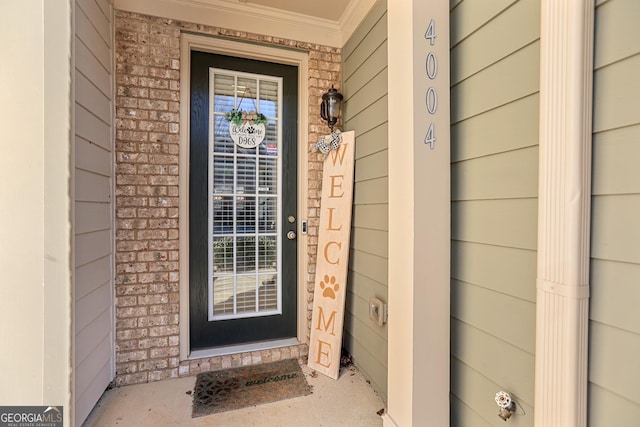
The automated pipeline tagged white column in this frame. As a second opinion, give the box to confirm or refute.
[535,1,594,426]
[386,1,450,426]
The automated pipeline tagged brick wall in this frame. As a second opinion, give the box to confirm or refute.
[114,10,340,385]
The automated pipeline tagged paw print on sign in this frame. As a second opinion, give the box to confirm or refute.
[320,275,339,299]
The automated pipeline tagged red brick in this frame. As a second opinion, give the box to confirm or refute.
[116,350,148,363]
[139,359,169,371]
[117,130,149,142]
[116,252,137,263]
[148,197,177,207]
[137,315,169,327]
[138,337,168,349]
[116,174,148,186]
[116,340,138,351]
[117,197,148,207]
[115,273,137,285]
[138,99,169,110]
[148,111,179,122]
[115,373,148,386]
[116,362,138,375]
[117,306,148,318]
[116,284,148,296]
[116,230,135,241]
[138,121,169,132]
[137,186,167,196]
[148,283,176,293]
[138,294,169,305]
[149,347,179,358]
[149,325,179,337]
[148,175,178,185]
[148,240,178,250]
[116,241,148,252]
[149,67,180,80]
[117,328,148,340]
[148,369,177,382]
[138,272,169,283]
[116,296,138,306]
[137,208,167,218]
[136,229,167,240]
[148,218,177,229]
[137,251,168,262]
[116,318,138,329]
[149,303,174,316]
[138,77,169,89]
[149,262,178,272]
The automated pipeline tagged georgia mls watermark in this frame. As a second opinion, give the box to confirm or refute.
[0,406,63,427]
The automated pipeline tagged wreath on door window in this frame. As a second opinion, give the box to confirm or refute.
[224,109,268,126]
[224,86,268,148]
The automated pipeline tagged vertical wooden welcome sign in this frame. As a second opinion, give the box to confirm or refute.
[308,131,355,379]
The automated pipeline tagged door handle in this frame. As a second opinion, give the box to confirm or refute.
[287,231,297,240]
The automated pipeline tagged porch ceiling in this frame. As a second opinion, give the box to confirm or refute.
[114,0,375,46]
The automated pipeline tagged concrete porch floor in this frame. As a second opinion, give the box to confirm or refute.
[84,363,385,426]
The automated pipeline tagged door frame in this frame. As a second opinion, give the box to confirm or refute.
[179,33,309,360]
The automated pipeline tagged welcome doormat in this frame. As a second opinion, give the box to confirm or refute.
[192,359,312,417]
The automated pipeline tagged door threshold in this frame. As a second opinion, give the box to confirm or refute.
[189,338,300,359]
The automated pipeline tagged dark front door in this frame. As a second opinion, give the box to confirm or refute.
[189,51,298,350]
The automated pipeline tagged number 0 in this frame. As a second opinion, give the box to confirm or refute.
[425,87,438,114]
[426,52,438,79]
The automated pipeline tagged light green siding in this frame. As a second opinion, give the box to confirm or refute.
[342,0,388,402]
[589,0,640,423]
[75,0,115,424]
[450,0,539,424]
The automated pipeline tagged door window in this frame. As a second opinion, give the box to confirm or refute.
[208,69,283,321]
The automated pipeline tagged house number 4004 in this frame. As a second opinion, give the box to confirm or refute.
[424,19,438,149]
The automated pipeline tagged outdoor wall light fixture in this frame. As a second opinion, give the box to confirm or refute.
[312,85,344,154]
[320,85,343,132]
[495,391,517,421]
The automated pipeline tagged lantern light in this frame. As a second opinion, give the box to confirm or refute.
[320,85,343,132]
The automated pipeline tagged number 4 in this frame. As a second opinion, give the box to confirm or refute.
[424,122,436,149]
[425,19,436,45]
